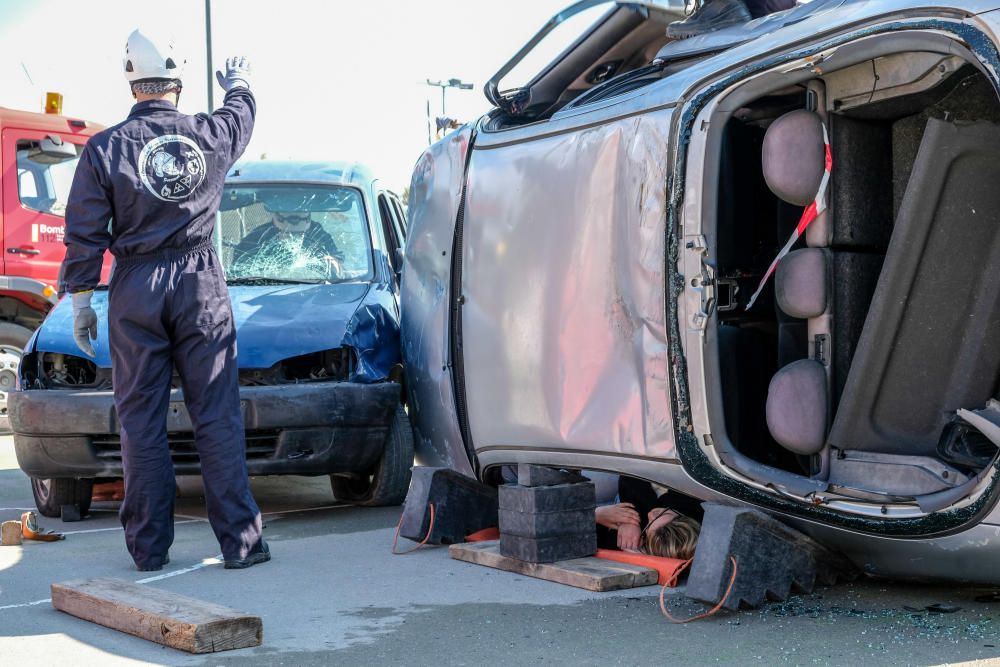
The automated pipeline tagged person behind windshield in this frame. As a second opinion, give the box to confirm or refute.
[595,476,702,560]
[667,0,796,39]
[231,206,344,278]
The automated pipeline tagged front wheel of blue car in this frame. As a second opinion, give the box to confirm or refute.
[331,405,414,507]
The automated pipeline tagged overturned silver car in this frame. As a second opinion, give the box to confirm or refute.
[402,0,1000,582]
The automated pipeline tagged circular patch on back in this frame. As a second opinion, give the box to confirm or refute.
[137,134,206,202]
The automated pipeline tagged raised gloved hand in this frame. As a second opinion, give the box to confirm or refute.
[72,291,98,358]
[216,56,251,91]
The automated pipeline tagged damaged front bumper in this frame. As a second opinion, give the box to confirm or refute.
[10,381,400,479]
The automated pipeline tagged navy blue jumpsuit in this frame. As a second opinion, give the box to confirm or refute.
[62,89,262,569]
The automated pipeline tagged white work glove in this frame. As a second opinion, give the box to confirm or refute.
[216,56,252,91]
[71,291,98,358]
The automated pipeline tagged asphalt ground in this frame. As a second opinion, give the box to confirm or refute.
[1,436,1000,666]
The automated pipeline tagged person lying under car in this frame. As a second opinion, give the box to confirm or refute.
[595,476,703,560]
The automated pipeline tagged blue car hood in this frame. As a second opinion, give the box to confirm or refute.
[34,282,400,380]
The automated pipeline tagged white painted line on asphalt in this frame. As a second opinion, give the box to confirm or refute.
[0,507,116,515]
[61,518,203,535]
[0,597,50,611]
[0,554,224,612]
[174,513,209,521]
[136,554,223,583]
[263,504,349,516]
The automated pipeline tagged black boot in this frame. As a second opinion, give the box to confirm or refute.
[667,0,752,39]
[136,553,169,572]
[224,539,271,570]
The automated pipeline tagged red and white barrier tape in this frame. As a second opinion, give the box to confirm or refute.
[745,125,832,311]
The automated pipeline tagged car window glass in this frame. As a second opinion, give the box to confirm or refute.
[377,194,401,257]
[15,139,82,217]
[390,197,407,237]
[384,195,405,245]
[219,184,373,283]
[17,169,37,198]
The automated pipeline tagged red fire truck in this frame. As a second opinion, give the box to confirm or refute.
[0,95,106,428]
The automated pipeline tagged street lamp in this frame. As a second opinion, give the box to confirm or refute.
[424,78,474,144]
[425,78,474,116]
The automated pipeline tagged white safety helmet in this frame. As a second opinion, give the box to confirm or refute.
[123,29,185,84]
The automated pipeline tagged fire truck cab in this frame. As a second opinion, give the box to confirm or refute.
[0,106,105,428]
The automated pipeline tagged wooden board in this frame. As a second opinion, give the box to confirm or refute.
[1,520,21,546]
[449,540,658,592]
[51,577,262,654]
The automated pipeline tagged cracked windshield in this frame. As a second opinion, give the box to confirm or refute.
[218,184,372,283]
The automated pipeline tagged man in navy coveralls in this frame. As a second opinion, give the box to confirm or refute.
[61,29,269,571]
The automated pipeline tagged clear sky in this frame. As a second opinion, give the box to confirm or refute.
[0,0,581,191]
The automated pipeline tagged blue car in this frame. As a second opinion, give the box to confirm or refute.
[10,161,413,517]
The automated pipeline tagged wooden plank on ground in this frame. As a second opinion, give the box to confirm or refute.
[51,577,262,654]
[449,540,658,592]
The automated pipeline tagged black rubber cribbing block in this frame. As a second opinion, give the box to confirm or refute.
[499,507,596,539]
[498,482,596,514]
[60,504,83,522]
[685,503,857,611]
[516,464,587,487]
[499,532,597,563]
[399,468,498,545]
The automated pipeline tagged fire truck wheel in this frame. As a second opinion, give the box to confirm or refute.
[0,322,32,433]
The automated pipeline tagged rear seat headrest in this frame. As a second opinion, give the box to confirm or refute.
[762,109,826,207]
[775,248,829,319]
[766,359,828,456]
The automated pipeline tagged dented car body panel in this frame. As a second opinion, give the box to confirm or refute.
[31,282,399,379]
[461,110,676,461]
[403,0,1000,583]
[401,127,476,476]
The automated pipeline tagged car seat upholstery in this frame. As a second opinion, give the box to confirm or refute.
[760,109,832,457]
[775,248,829,320]
[766,358,828,455]
[761,110,827,206]
[828,118,1000,458]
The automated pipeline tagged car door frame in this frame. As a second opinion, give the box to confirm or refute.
[374,186,406,289]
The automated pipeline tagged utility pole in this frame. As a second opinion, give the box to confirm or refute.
[205,0,214,112]
[423,78,473,144]
[426,99,432,146]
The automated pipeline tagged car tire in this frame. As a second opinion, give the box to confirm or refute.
[30,477,94,519]
[331,405,414,507]
[0,321,33,433]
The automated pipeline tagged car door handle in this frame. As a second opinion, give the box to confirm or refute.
[7,247,41,255]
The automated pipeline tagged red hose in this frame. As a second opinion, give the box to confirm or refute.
[660,556,738,624]
[392,503,436,555]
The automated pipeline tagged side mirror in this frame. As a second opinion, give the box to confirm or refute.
[394,247,405,270]
[32,136,78,165]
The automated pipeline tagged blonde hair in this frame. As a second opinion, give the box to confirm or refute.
[643,515,701,560]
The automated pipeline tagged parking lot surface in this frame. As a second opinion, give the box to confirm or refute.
[1,437,999,666]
